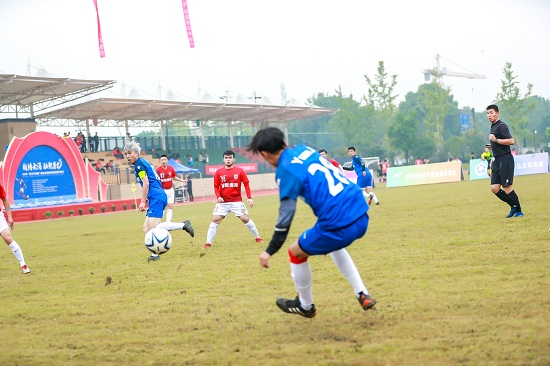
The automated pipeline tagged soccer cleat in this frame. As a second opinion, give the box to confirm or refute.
[276,296,316,318]
[375,202,380,205]
[514,212,524,218]
[358,292,376,310]
[147,255,160,263]
[202,243,212,249]
[21,264,30,274]
[506,206,518,218]
[182,220,194,237]
[255,237,264,243]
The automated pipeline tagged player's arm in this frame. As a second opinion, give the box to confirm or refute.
[138,171,149,211]
[213,173,223,203]
[265,198,297,256]
[173,175,186,184]
[355,156,366,172]
[242,173,254,207]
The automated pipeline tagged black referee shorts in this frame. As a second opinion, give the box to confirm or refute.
[491,153,515,187]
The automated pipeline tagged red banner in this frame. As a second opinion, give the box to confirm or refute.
[92,0,105,58]
[181,0,195,48]
[205,163,258,176]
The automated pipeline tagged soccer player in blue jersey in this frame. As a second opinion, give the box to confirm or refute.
[124,141,195,262]
[247,127,376,318]
[344,147,379,205]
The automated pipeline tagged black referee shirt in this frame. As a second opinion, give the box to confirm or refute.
[490,120,513,157]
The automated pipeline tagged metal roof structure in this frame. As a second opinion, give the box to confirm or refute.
[35,97,336,128]
[0,74,115,117]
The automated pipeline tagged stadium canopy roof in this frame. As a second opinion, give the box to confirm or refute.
[34,97,336,128]
[0,73,115,116]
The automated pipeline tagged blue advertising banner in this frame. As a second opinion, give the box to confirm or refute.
[460,113,471,132]
[469,153,548,180]
[13,145,77,206]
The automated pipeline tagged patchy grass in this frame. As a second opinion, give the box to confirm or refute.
[1,174,548,365]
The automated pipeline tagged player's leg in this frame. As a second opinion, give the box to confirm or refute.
[164,188,175,222]
[365,173,379,205]
[204,215,223,248]
[235,204,263,242]
[490,158,516,217]
[1,223,30,274]
[204,203,229,248]
[501,155,523,217]
[328,214,375,310]
[275,242,316,318]
[143,197,167,261]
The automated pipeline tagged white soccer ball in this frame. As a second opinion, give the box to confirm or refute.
[144,227,173,255]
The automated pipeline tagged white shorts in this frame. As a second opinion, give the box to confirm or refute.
[0,214,10,233]
[213,202,249,217]
[164,188,175,204]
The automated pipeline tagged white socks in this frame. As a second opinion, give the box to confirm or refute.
[369,192,379,204]
[165,209,173,222]
[9,241,26,266]
[245,220,260,239]
[206,222,219,244]
[157,222,184,231]
[330,248,368,296]
[290,261,314,310]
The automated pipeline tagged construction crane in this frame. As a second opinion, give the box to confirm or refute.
[422,54,486,84]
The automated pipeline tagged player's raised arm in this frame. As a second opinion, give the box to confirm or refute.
[261,198,297,268]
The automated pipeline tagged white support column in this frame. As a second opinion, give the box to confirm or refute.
[160,120,167,150]
[85,119,91,152]
[228,121,234,148]
[200,121,206,149]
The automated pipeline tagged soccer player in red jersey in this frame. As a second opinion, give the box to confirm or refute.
[319,149,344,175]
[0,182,30,274]
[156,155,186,222]
[203,150,263,249]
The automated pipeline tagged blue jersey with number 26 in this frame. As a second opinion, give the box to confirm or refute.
[276,145,368,230]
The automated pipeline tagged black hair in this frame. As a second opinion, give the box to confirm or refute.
[223,149,235,157]
[486,104,499,112]
[160,154,168,159]
[247,127,287,154]
[348,147,356,152]
[319,149,328,154]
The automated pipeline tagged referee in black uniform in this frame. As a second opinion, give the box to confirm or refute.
[486,104,523,218]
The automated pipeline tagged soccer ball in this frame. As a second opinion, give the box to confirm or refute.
[144,227,172,255]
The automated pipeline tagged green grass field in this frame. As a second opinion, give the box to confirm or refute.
[1,174,549,365]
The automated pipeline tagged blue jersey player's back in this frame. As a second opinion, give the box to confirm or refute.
[277,145,368,230]
[134,157,165,200]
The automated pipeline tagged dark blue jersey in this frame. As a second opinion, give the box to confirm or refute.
[277,145,368,230]
[134,157,165,200]
[350,154,365,176]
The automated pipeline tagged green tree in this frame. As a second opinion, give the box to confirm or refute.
[397,84,459,161]
[494,62,534,148]
[388,111,433,164]
[363,61,398,145]
[328,87,374,154]
[420,81,454,152]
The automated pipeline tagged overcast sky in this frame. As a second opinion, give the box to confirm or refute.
[2,0,550,125]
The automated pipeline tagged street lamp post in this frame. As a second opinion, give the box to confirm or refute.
[533,129,537,152]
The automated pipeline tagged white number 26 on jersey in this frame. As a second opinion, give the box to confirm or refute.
[308,158,350,197]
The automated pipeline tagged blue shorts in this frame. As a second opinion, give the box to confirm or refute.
[298,213,369,255]
[357,172,373,188]
[147,194,167,219]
